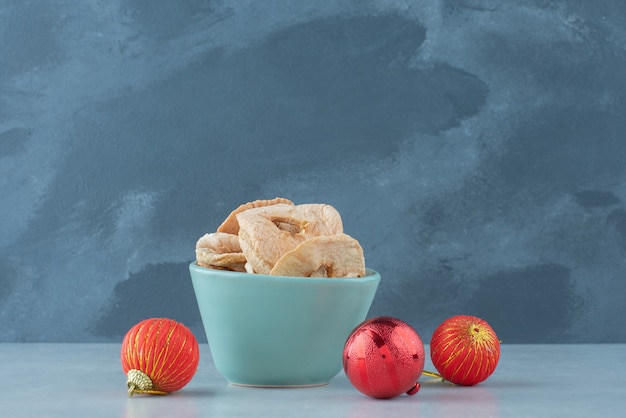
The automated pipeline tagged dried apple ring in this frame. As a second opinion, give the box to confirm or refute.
[270,234,366,278]
[195,232,247,272]
[216,197,294,235]
[236,203,343,274]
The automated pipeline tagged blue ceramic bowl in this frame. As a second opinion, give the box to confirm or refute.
[189,262,380,387]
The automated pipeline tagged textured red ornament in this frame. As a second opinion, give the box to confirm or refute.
[430,315,500,386]
[343,316,425,399]
[121,318,200,396]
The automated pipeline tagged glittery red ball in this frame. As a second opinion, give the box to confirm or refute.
[430,315,500,386]
[343,316,425,399]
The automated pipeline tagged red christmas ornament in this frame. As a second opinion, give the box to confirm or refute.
[429,315,500,386]
[121,318,200,396]
[343,316,425,399]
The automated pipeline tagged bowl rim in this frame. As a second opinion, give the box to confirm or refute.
[189,261,380,284]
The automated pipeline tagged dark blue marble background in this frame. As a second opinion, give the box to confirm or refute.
[1,1,625,343]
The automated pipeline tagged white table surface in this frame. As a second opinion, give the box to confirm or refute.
[1,343,624,417]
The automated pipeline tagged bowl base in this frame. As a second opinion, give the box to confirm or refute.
[229,382,329,389]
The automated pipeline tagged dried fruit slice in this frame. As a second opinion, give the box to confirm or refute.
[236,205,306,274]
[216,197,294,234]
[270,234,365,278]
[195,232,247,272]
[294,203,344,238]
[236,203,344,274]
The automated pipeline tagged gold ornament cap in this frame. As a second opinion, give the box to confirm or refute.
[127,369,168,396]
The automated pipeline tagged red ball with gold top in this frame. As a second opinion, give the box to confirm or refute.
[121,318,200,396]
[430,315,500,386]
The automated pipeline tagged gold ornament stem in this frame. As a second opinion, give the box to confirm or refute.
[422,370,444,379]
[421,370,457,385]
[128,386,168,397]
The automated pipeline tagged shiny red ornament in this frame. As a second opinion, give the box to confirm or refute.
[121,318,200,396]
[343,316,425,399]
[430,315,500,386]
